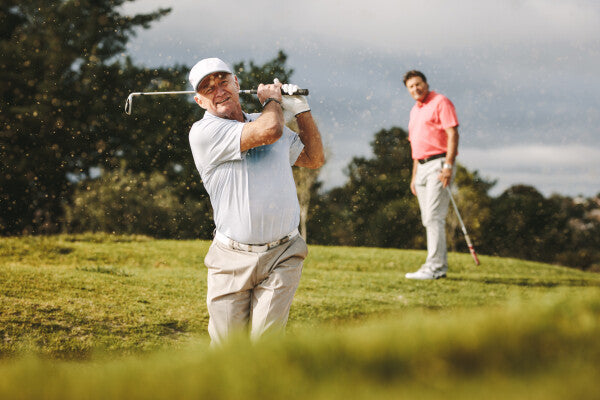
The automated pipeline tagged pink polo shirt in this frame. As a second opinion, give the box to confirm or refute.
[408,91,459,160]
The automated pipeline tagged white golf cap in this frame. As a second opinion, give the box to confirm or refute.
[188,57,233,92]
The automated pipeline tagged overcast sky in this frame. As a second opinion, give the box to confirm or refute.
[121,0,600,197]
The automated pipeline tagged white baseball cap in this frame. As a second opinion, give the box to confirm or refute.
[188,58,233,92]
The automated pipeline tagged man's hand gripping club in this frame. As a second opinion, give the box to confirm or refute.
[274,78,310,132]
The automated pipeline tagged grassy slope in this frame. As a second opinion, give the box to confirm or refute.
[1,234,599,399]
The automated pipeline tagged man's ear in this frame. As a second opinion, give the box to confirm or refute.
[234,75,240,91]
[194,94,207,110]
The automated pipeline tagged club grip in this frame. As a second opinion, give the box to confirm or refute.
[288,89,309,96]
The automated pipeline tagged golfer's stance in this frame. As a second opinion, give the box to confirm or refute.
[188,58,324,345]
[404,70,459,280]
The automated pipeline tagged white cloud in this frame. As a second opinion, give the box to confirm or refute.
[460,144,600,196]
[461,144,600,168]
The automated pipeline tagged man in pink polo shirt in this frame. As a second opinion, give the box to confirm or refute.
[404,70,459,280]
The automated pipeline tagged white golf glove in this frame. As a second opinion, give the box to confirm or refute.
[274,78,310,131]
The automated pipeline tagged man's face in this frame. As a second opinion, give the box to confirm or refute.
[405,76,429,102]
[194,72,241,119]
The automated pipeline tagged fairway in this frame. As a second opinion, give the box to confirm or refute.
[1,234,599,399]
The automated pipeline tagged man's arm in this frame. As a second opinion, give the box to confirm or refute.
[294,112,325,169]
[240,82,284,152]
[439,126,459,187]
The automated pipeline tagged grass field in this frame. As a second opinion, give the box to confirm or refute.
[1,234,599,399]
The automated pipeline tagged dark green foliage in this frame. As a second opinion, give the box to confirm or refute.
[0,0,171,234]
[233,50,293,114]
[446,164,494,253]
[482,188,600,271]
[64,168,213,238]
[308,126,599,271]
[308,127,416,247]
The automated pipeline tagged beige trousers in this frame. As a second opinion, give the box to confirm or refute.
[203,235,307,345]
[414,158,452,274]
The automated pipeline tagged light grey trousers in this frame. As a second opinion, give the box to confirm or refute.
[414,159,452,274]
[203,235,307,345]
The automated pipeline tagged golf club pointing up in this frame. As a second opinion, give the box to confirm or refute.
[124,88,309,115]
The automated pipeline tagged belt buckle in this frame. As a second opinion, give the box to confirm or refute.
[250,244,268,252]
[264,233,291,251]
[265,239,282,251]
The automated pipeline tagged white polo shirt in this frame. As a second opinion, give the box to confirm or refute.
[189,111,304,244]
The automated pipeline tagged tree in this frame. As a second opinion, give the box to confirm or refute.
[293,166,321,241]
[308,127,415,247]
[0,0,170,234]
[546,194,600,271]
[484,185,568,262]
[233,51,293,114]
[446,165,495,253]
[65,167,212,238]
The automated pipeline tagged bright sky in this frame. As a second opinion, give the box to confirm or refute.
[122,0,600,197]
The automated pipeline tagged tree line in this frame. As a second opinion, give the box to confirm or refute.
[306,127,600,271]
[2,1,599,271]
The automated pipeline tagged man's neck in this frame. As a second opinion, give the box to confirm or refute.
[417,91,432,105]
[209,106,244,122]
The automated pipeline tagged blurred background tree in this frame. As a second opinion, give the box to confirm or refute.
[65,167,212,238]
[446,165,494,254]
[0,0,171,234]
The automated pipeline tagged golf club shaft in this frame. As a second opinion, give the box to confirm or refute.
[447,186,481,266]
[124,88,309,115]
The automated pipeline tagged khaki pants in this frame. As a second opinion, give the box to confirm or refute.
[414,159,452,274]
[203,235,307,345]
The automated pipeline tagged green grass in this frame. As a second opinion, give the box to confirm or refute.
[1,234,599,399]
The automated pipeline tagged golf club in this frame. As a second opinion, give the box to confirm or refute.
[447,186,481,266]
[124,88,309,115]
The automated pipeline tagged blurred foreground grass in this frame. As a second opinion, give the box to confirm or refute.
[1,234,599,399]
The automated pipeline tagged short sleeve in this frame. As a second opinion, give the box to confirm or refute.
[189,116,244,176]
[286,127,305,165]
[438,97,459,129]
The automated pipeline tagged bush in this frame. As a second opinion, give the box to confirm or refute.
[64,168,213,239]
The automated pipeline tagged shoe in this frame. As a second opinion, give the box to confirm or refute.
[405,268,446,280]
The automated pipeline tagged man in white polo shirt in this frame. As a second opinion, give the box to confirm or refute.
[188,58,324,345]
[403,70,459,280]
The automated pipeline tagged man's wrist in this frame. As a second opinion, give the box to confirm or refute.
[294,109,311,117]
[443,162,453,170]
[262,98,282,108]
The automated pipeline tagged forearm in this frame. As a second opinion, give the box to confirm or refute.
[445,126,459,165]
[295,111,325,169]
[439,126,459,188]
[240,101,284,152]
[261,100,285,130]
[412,159,419,180]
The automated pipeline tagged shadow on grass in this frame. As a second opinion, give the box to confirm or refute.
[448,276,600,288]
